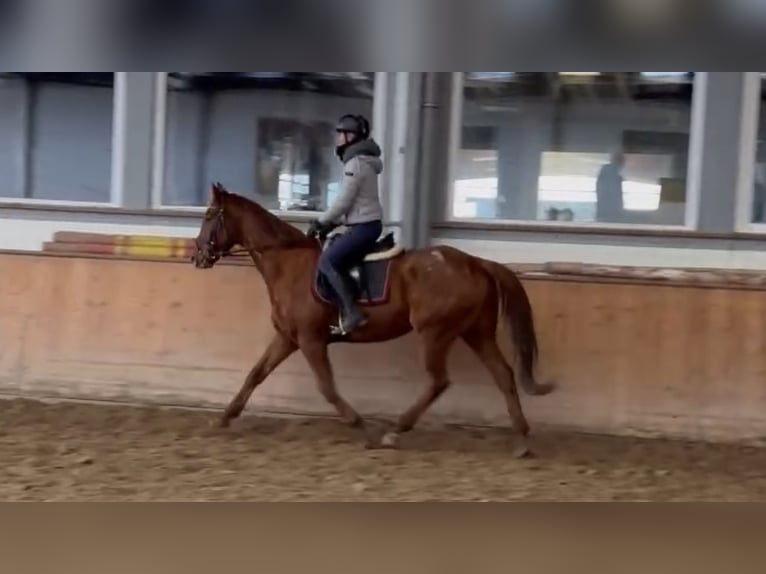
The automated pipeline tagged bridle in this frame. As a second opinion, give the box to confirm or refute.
[195,203,327,267]
[194,207,248,264]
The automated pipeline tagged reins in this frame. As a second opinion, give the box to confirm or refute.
[220,247,250,258]
[203,199,327,263]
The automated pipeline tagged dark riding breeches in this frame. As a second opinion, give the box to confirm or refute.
[318,220,383,279]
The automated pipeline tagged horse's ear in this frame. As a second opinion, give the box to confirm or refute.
[209,182,224,206]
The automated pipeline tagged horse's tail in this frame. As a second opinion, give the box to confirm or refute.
[481,259,552,396]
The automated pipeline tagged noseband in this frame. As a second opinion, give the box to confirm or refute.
[195,208,248,263]
[195,208,223,262]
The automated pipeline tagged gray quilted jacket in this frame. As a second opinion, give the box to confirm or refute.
[319,139,384,225]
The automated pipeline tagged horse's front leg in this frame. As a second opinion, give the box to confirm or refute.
[299,337,369,433]
[220,333,297,427]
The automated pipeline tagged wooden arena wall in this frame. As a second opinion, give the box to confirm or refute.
[2,233,766,445]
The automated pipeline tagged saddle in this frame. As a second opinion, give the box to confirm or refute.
[314,230,404,308]
[323,230,401,262]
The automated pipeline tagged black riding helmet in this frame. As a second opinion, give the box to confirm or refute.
[335,114,370,159]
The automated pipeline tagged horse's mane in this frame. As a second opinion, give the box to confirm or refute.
[222,189,317,251]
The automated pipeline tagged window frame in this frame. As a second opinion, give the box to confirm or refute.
[441,71,707,233]
[0,72,119,208]
[149,72,387,219]
[735,72,766,234]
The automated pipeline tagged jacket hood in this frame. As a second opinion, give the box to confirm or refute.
[342,138,383,174]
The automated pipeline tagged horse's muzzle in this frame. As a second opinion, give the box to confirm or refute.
[192,247,218,269]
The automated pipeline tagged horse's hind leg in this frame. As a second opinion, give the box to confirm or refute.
[221,333,297,427]
[463,329,531,458]
[379,330,456,449]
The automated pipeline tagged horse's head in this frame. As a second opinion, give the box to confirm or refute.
[193,182,238,269]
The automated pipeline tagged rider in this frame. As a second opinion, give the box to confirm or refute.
[307,114,384,334]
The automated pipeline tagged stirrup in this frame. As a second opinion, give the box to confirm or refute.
[329,310,367,337]
[330,313,347,337]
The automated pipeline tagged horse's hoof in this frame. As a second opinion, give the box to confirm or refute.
[380,432,400,449]
[218,416,232,429]
[532,381,556,396]
[512,442,534,459]
[347,417,365,430]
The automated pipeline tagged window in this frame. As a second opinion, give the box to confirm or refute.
[450,72,697,226]
[158,72,376,211]
[0,73,115,203]
[750,74,766,224]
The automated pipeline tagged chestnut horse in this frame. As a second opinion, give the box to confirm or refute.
[193,183,552,456]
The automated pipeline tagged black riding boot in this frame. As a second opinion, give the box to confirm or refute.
[321,266,368,334]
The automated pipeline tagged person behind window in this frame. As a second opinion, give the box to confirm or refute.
[596,151,625,223]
